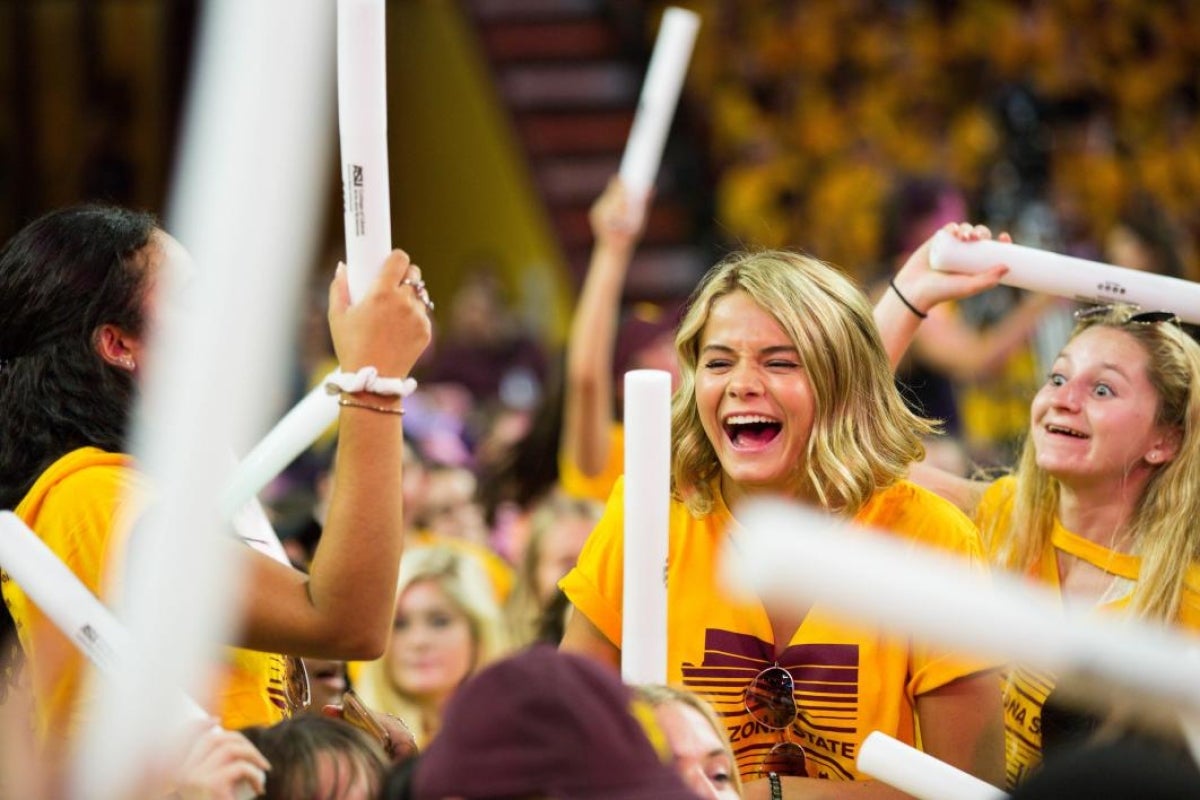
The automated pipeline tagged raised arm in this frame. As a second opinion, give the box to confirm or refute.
[873,223,1012,369]
[881,222,1059,380]
[237,250,432,659]
[560,178,649,478]
[874,223,1012,514]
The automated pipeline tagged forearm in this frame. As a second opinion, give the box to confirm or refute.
[237,250,427,660]
[873,281,927,370]
[304,399,407,656]
[971,294,1054,378]
[876,222,1012,373]
[237,400,406,660]
[562,240,634,476]
[913,294,1049,381]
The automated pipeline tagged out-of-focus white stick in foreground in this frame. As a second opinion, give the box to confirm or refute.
[618,7,700,198]
[76,1,334,798]
[723,497,1200,789]
[220,372,339,518]
[858,732,1006,800]
[0,514,256,800]
[929,230,1200,324]
[0,513,207,723]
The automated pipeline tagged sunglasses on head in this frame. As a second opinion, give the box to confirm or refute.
[1073,305,1180,327]
[744,664,809,778]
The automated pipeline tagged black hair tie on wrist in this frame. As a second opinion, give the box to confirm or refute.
[889,278,928,319]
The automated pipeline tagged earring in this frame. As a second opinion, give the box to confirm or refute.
[121,356,136,372]
[1147,452,1160,464]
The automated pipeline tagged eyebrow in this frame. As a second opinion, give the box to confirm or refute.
[1098,361,1134,380]
[1055,352,1134,382]
[700,343,799,356]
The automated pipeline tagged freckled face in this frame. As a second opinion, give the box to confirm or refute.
[694,291,815,502]
[1031,326,1176,489]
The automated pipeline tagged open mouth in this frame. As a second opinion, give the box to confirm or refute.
[724,414,782,448]
[1045,424,1088,439]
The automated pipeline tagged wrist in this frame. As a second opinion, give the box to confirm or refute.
[325,366,417,398]
[768,771,782,800]
[596,237,636,257]
[888,277,928,320]
[338,395,404,416]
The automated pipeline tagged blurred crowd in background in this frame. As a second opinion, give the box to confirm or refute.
[3,1,1200,796]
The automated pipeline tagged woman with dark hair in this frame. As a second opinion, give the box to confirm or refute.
[0,204,431,770]
[0,205,155,509]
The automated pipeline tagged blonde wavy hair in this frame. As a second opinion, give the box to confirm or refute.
[985,305,1200,622]
[354,545,509,747]
[635,684,745,797]
[671,250,934,516]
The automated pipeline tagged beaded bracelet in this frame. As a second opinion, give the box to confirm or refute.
[338,397,404,416]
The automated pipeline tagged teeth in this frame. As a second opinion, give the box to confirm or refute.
[1047,424,1087,438]
[726,414,777,425]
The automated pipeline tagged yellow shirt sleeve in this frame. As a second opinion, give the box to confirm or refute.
[558,477,626,647]
[8,448,139,744]
[558,425,625,504]
[6,447,288,743]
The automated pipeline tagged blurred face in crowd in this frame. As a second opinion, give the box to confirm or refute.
[533,513,593,607]
[1106,222,1156,274]
[400,441,430,529]
[301,657,347,712]
[387,578,476,705]
[653,700,740,800]
[422,466,489,546]
[632,330,683,389]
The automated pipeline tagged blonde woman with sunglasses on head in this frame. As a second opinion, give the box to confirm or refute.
[876,224,1200,788]
[561,226,1007,798]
